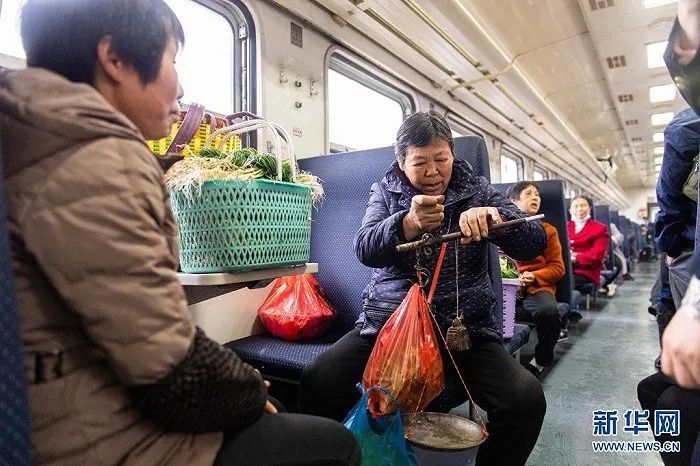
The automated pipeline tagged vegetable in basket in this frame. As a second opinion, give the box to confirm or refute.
[499,254,520,279]
[164,145,324,202]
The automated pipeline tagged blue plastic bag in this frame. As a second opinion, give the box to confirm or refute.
[343,385,417,466]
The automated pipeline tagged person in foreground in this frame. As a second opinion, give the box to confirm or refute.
[507,182,565,375]
[638,267,700,466]
[301,111,547,466]
[0,1,359,464]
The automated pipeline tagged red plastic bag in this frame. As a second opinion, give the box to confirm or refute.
[362,284,444,417]
[258,274,336,341]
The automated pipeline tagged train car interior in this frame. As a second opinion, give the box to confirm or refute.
[1,0,699,465]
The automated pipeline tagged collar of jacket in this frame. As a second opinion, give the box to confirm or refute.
[383,158,479,206]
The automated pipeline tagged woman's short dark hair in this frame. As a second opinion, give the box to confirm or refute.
[395,110,454,162]
[507,181,539,201]
[571,195,592,209]
[21,0,185,85]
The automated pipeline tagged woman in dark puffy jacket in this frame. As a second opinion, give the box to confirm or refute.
[302,111,548,466]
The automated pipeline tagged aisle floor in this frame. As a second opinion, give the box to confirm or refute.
[527,262,664,465]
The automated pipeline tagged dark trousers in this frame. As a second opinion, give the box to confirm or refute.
[574,274,595,288]
[638,372,700,466]
[215,401,360,466]
[516,291,562,366]
[300,328,546,466]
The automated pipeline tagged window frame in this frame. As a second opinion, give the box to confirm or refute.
[186,0,256,116]
[446,113,483,139]
[500,147,524,182]
[532,166,548,181]
[325,47,417,153]
[0,0,257,115]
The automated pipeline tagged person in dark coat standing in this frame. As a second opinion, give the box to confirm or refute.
[635,5,700,465]
[301,111,547,466]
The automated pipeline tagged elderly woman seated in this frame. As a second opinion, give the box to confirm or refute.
[567,196,609,310]
[301,111,548,466]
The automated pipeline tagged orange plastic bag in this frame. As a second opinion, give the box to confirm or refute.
[362,283,444,417]
[258,274,336,341]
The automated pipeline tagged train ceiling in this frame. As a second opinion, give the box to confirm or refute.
[273,0,689,205]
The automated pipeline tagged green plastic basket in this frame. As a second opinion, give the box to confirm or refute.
[171,179,312,273]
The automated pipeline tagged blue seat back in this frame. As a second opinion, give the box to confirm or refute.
[593,205,613,267]
[493,180,574,305]
[620,216,631,258]
[298,136,502,331]
[0,144,31,465]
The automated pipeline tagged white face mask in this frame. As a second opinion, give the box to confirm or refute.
[574,215,590,233]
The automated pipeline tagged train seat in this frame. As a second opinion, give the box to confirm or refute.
[227,136,531,381]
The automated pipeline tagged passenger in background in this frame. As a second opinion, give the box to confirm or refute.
[602,222,627,297]
[639,223,655,262]
[0,1,359,465]
[302,111,547,466]
[507,182,565,376]
[567,197,609,309]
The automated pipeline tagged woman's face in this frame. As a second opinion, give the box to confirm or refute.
[514,185,541,216]
[570,197,590,221]
[399,139,454,196]
[110,39,183,140]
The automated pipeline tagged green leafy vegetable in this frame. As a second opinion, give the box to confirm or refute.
[499,254,520,279]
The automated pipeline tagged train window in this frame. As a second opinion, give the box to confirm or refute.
[500,150,523,183]
[328,54,414,151]
[0,0,26,68]
[164,0,247,115]
[0,0,253,113]
[532,169,546,181]
[448,115,482,139]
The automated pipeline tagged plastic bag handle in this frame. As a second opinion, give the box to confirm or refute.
[361,384,402,417]
[165,103,205,154]
[204,117,298,182]
[224,111,297,180]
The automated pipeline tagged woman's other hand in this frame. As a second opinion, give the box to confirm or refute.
[661,306,700,389]
[459,207,502,244]
[520,271,536,286]
[402,195,445,241]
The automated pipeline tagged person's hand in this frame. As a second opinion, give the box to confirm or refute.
[520,271,536,286]
[661,307,700,389]
[259,375,278,414]
[458,207,502,245]
[264,400,278,414]
[666,255,676,267]
[402,195,445,241]
[677,0,700,64]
